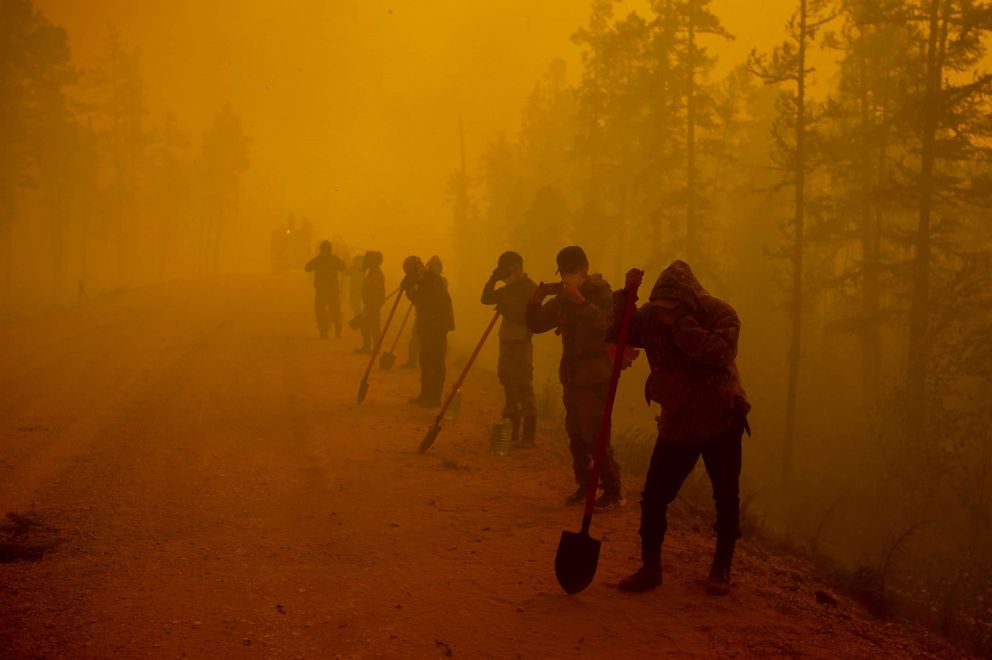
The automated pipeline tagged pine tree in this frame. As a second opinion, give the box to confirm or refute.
[748,0,836,478]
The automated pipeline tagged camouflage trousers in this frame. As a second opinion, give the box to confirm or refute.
[563,383,621,494]
[497,341,536,420]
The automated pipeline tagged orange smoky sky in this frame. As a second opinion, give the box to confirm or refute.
[37,0,795,256]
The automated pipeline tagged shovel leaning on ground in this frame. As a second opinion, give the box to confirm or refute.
[418,310,500,454]
[554,274,641,595]
[379,301,414,371]
[357,289,405,404]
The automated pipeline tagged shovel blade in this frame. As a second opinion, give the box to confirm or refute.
[379,351,396,371]
[418,424,442,454]
[555,529,601,595]
[357,378,369,405]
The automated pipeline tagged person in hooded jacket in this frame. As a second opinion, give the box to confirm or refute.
[402,255,455,407]
[526,246,623,509]
[610,261,751,596]
[305,240,346,339]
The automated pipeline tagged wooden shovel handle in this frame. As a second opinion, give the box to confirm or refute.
[430,311,501,428]
[386,302,415,355]
[362,291,404,383]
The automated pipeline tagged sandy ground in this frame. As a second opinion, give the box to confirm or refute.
[0,277,970,659]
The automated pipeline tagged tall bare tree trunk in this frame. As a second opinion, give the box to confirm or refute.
[783,0,808,479]
[907,0,946,438]
[858,57,882,408]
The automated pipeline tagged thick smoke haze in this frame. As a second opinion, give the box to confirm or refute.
[3,0,991,656]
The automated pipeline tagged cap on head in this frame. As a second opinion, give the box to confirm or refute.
[556,246,588,274]
[319,240,332,253]
[497,251,523,269]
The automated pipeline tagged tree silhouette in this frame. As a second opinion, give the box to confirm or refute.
[749,0,836,479]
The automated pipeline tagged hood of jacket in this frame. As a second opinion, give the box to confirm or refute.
[649,260,707,311]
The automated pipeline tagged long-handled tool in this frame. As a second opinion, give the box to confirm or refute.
[418,311,500,454]
[351,286,402,330]
[380,301,414,371]
[555,275,641,595]
[357,290,405,404]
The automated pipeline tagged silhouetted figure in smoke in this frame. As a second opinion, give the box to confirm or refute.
[348,255,365,320]
[402,255,454,408]
[482,251,538,447]
[357,251,386,354]
[305,240,346,339]
[612,261,750,596]
[426,255,447,288]
[526,246,623,509]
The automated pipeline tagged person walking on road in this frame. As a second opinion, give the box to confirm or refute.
[305,240,346,339]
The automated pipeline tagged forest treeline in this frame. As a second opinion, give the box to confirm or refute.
[446,0,992,651]
[0,0,251,308]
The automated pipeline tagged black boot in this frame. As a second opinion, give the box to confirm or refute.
[705,537,735,596]
[594,489,625,511]
[618,563,662,592]
[619,542,662,592]
[508,417,521,444]
[564,484,587,506]
[519,416,537,448]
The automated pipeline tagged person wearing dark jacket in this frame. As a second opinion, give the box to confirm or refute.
[357,251,386,354]
[526,246,623,509]
[305,240,346,339]
[482,251,538,447]
[402,255,454,408]
[611,261,751,596]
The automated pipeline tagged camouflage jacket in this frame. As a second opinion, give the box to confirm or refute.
[481,276,537,343]
[526,274,613,387]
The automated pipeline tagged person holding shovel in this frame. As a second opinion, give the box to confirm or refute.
[526,246,623,509]
[611,261,750,596]
[356,251,386,354]
[481,251,538,447]
[402,255,454,408]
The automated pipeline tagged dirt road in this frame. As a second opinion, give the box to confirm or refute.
[0,277,967,658]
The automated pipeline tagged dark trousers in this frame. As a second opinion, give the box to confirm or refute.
[639,425,743,563]
[315,288,341,338]
[406,329,419,367]
[498,341,536,419]
[418,331,447,403]
[361,306,381,350]
[564,384,621,494]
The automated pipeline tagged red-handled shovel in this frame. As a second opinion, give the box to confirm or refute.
[418,310,500,454]
[555,273,642,594]
[357,291,404,404]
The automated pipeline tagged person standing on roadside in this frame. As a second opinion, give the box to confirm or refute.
[612,261,750,597]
